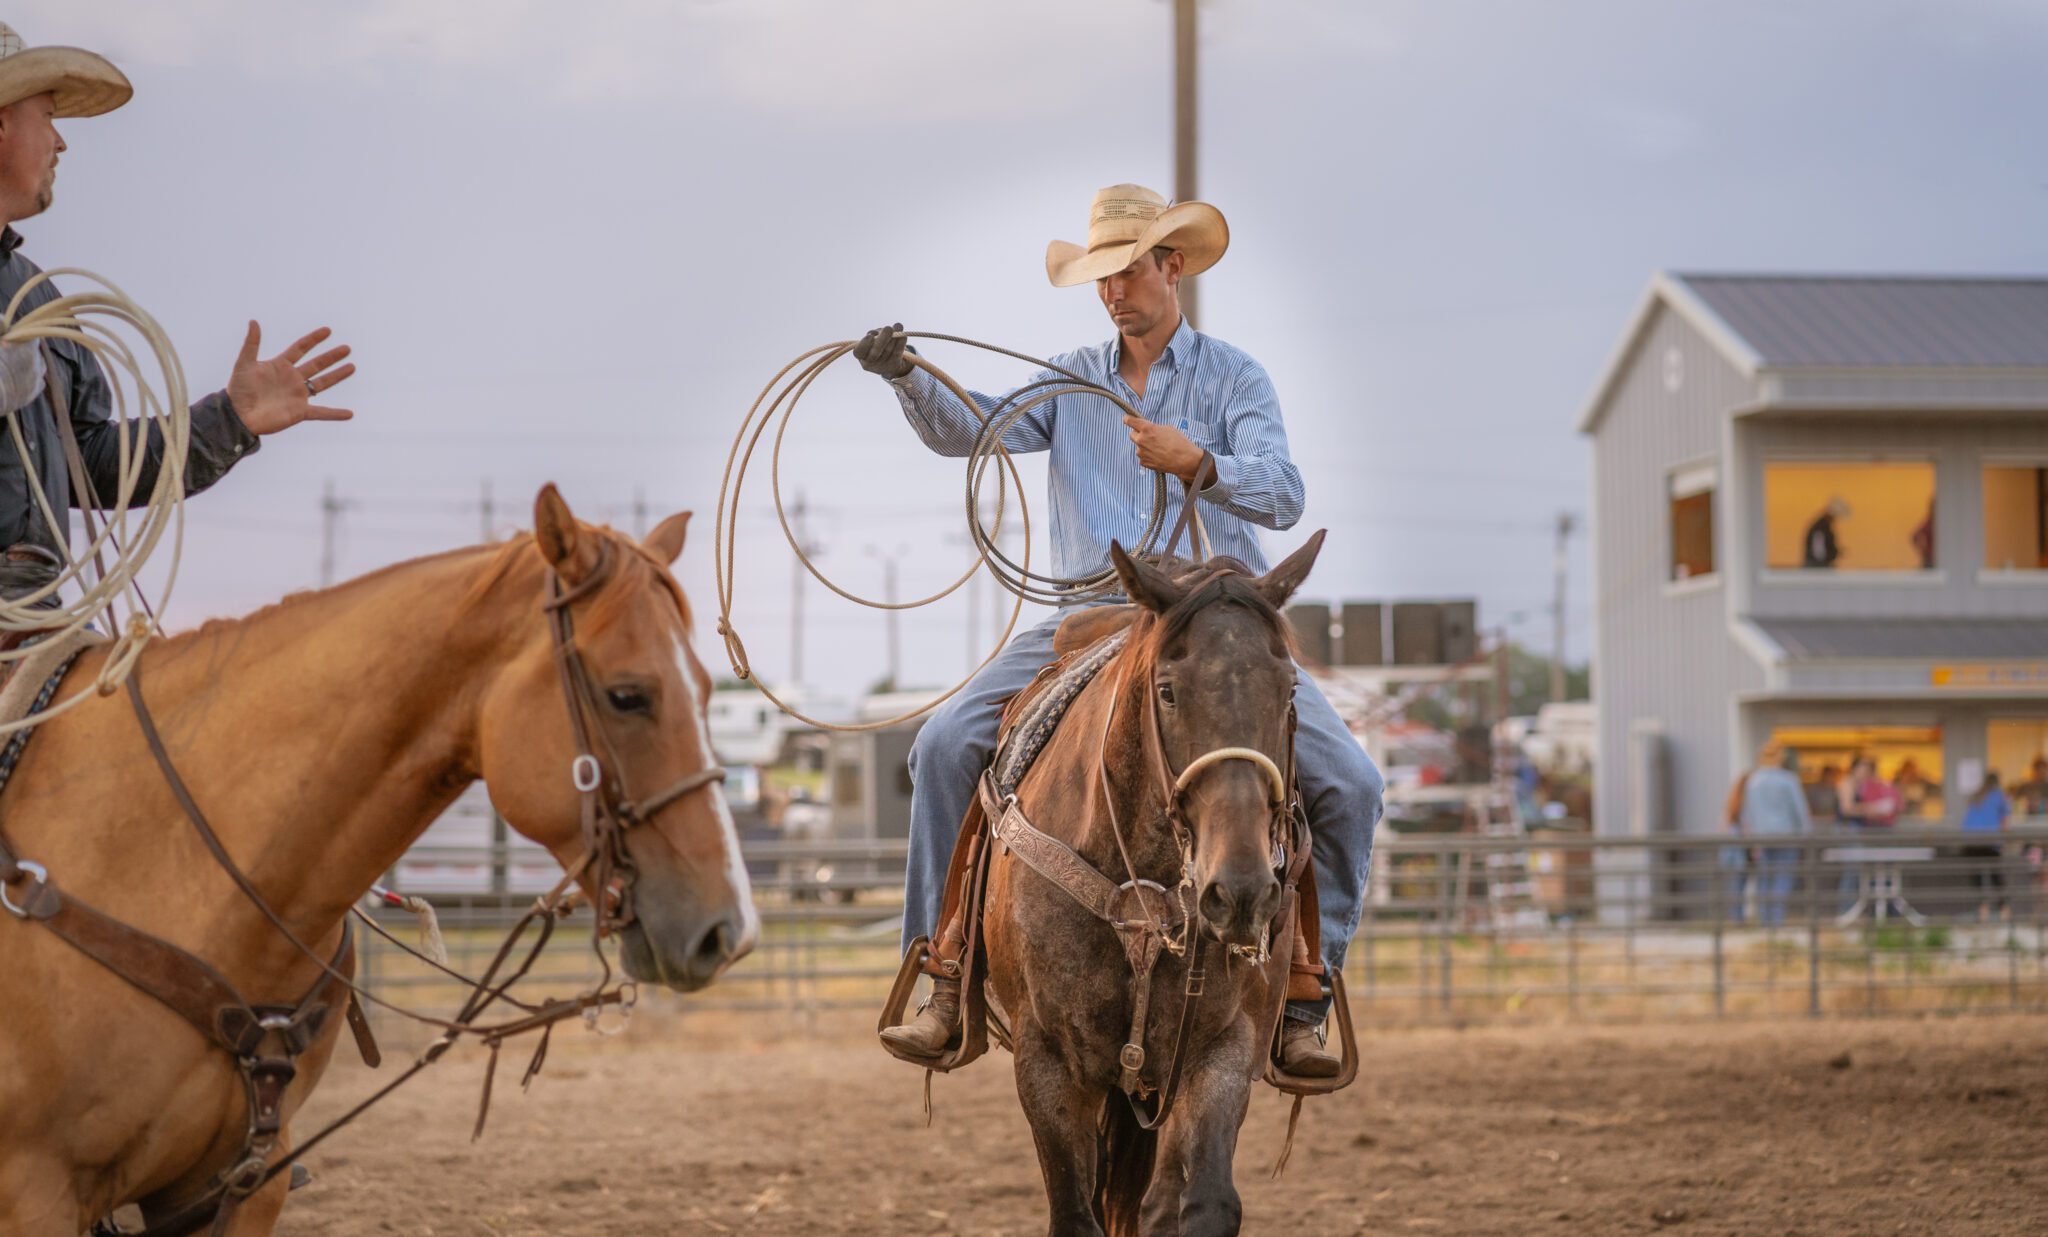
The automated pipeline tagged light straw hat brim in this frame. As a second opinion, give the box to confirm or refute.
[0,46,132,118]
[1044,201,1229,288]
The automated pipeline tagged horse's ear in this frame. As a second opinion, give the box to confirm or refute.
[1109,541,1184,613]
[645,511,692,566]
[533,484,601,584]
[1253,529,1326,610]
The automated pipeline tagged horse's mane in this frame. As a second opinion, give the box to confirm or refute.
[150,541,503,652]
[149,526,690,655]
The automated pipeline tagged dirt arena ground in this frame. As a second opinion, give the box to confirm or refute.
[279,1014,2048,1236]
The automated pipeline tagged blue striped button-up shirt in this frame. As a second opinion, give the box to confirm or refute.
[891,318,1304,587]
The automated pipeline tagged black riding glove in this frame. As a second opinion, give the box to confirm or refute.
[853,322,914,380]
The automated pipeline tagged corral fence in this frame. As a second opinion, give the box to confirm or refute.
[356,825,2048,1035]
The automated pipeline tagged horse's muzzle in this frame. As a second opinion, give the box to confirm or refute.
[1197,868,1280,947]
[621,909,752,992]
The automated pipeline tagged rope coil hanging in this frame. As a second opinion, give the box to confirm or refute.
[0,268,188,732]
[714,332,1171,732]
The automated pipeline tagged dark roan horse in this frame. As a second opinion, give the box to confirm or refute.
[983,534,1327,1237]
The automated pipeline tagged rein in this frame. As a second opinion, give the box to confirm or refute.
[0,533,727,1236]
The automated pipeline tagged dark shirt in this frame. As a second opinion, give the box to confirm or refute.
[1801,514,1838,569]
[0,227,258,558]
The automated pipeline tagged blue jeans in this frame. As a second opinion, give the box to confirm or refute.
[1719,846,1753,921]
[1754,847,1800,926]
[902,606,1386,1024]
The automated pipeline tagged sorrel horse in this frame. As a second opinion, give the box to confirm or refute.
[0,485,756,1235]
[983,536,1325,1237]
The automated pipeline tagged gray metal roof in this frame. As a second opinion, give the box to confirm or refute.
[1676,275,2048,369]
[1755,617,2048,661]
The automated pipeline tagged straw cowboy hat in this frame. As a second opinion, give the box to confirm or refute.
[1044,183,1228,288]
[0,22,131,118]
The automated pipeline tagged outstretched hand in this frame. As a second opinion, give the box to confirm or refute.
[226,322,356,435]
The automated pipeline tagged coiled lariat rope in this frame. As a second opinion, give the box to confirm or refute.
[0,268,188,730]
[714,332,1171,732]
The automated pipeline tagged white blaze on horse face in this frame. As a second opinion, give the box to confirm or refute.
[672,630,761,949]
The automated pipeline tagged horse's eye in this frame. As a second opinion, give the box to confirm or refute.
[1156,682,1176,706]
[606,685,653,714]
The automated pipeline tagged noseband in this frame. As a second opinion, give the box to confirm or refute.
[1129,586,1300,909]
[543,536,729,939]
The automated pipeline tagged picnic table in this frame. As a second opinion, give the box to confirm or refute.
[1823,845,1936,926]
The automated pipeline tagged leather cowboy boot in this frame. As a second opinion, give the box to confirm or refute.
[879,974,962,1057]
[1278,1016,1341,1078]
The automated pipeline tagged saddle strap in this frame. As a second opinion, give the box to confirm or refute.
[26,883,262,1051]
[984,781,1120,923]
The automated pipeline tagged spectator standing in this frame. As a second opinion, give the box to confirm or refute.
[1894,757,1939,820]
[2014,757,2048,820]
[1805,761,1842,826]
[1960,770,2011,922]
[1720,763,1756,923]
[1739,741,1812,926]
[1836,756,1899,913]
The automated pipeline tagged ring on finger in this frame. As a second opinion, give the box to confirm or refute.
[304,377,316,396]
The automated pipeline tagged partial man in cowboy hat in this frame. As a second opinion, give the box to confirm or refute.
[859,184,1383,1076]
[0,23,356,597]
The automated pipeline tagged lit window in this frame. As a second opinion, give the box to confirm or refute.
[1763,461,1936,571]
[1988,720,2048,819]
[1668,464,1715,581]
[1982,464,2048,571]
[1770,724,1945,822]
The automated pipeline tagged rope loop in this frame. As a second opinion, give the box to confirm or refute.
[715,332,1171,733]
[0,268,190,732]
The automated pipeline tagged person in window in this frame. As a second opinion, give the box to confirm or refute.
[1801,499,1850,569]
[1960,770,2011,923]
[1910,499,1934,570]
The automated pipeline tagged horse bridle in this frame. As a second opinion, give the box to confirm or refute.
[1077,574,1303,1128]
[542,535,729,940]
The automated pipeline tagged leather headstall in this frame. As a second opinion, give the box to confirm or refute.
[541,536,728,939]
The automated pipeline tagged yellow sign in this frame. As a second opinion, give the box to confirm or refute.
[1932,664,2048,689]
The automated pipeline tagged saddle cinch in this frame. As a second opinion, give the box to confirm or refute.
[878,604,1360,1103]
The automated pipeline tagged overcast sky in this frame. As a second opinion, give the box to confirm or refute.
[17,0,2048,701]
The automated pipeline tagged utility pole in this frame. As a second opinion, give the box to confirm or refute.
[866,543,906,692]
[631,487,649,539]
[479,478,495,543]
[1551,511,1575,703]
[1174,0,1200,330]
[789,490,816,688]
[319,479,355,587]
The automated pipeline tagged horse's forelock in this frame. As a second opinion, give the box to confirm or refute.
[1151,567,1289,656]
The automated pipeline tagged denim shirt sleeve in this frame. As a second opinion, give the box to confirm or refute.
[891,368,1056,458]
[1197,359,1305,531]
